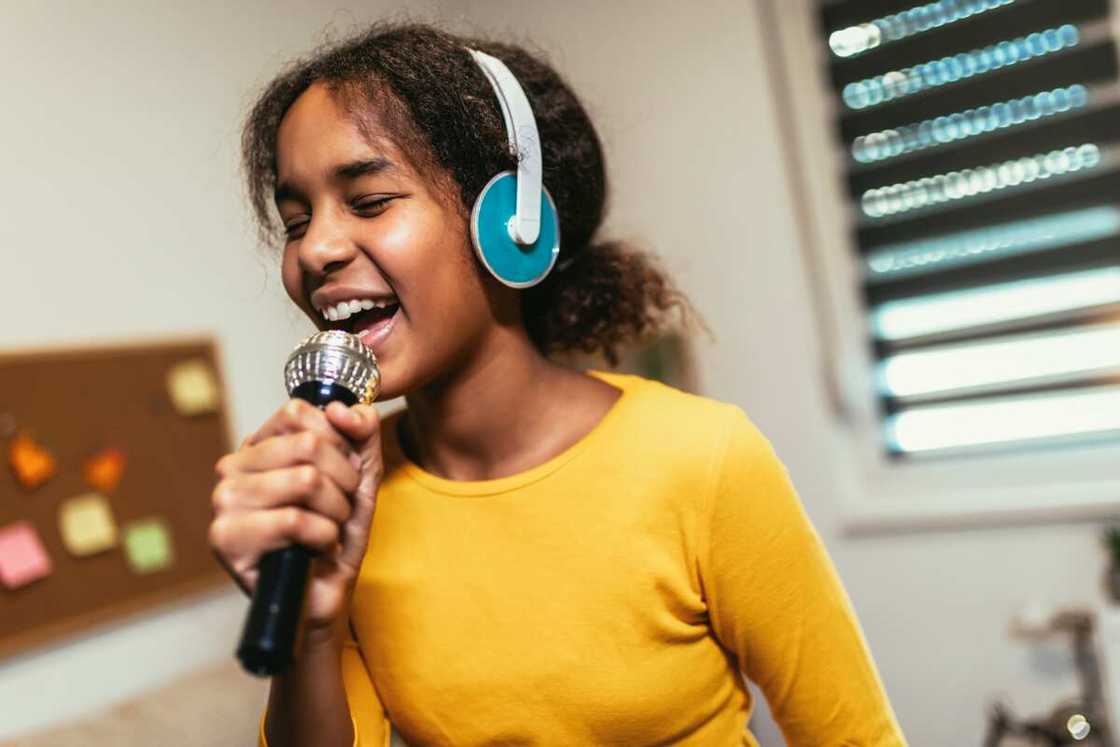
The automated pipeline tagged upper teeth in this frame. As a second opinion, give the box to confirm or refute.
[320,298,394,322]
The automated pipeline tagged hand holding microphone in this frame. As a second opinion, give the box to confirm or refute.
[208,331,382,676]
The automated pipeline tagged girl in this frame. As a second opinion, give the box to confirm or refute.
[210,21,905,747]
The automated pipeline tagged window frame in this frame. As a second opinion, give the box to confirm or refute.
[764,0,1120,534]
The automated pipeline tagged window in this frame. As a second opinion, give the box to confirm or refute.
[764,1,1120,529]
[819,0,1120,458]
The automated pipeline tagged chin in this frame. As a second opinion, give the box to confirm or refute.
[374,347,471,404]
[374,382,408,403]
[371,355,419,403]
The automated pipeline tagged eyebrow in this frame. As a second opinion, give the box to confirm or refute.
[274,157,396,204]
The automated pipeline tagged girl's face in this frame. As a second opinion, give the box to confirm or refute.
[274,82,503,399]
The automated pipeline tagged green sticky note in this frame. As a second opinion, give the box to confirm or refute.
[123,518,174,574]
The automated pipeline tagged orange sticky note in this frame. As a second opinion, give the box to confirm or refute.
[8,433,56,490]
[83,448,126,494]
[59,493,118,557]
[0,520,53,589]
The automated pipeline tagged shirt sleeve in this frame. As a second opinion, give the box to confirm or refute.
[257,622,392,747]
[698,407,906,746]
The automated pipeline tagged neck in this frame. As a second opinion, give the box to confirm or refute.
[402,327,588,481]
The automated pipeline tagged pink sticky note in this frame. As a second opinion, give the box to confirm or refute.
[0,520,53,589]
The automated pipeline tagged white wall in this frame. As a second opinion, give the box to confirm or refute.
[0,1,1102,744]
[448,0,1102,744]
[0,0,445,739]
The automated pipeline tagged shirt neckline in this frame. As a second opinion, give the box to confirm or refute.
[395,370,639,497]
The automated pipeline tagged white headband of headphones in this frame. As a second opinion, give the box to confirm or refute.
[466,48,542,246]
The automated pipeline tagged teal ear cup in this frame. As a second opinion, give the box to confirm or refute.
[470,171,561,288]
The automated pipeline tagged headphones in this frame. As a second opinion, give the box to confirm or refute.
[466,48,561,288]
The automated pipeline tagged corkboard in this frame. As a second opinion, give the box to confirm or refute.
[0,336,235,661]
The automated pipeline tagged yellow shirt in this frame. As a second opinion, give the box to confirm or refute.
[261,371,905,746]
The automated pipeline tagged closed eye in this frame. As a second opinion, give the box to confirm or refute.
[353,196,395,216]
[283,217,309,240]
[280,196,397,242]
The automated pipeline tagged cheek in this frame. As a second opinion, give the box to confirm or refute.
[378,205,482,312]
[380,204,464,268]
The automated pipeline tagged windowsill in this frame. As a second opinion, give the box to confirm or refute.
[840,478,1119,535]
[830,417,1120,535]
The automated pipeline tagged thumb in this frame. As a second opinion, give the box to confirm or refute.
[325,402,380,444]
[331,404,383,573]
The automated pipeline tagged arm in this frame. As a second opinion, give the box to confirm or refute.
[262,624,355,747]
[699,408,906,746]
[259,620,391,747]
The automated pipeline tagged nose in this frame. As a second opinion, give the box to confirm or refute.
[297,210,357,277]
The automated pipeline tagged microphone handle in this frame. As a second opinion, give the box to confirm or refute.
[236,381,359,677]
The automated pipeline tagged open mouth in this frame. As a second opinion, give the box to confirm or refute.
[318,298,401,349]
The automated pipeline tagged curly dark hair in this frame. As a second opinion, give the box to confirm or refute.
[242,21,690,363]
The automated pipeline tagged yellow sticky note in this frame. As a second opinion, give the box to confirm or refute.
[167,359,220,416]
[59,493,118,557]
[123,518,174,574]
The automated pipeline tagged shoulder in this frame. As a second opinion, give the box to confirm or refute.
[596,373,801,541]
[594,371,776,480]
[596,371,768,451]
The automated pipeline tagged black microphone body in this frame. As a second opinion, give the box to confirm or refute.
[236,331,379,677]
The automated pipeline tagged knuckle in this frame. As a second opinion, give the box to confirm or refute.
[294,464,319,494]
[207,517,230,552]
[211,479,237,512]
[297,431,320,460]
[282,399,307,425]
[283,506,305,535]
[313,519,340,548]
[214,454,234,478]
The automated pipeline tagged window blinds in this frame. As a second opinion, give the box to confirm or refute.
[819,0,1120,456]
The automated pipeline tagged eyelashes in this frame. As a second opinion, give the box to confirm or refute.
[353,196,394,215]
[282,196,397,241]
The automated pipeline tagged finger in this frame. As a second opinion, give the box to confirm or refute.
[215,431,359,495]
[336,436,385,572]
[240,568,259,595]
[324,403,381,446]
[243,399,351,453]
[212,466,352,524]
[208,507,342,569]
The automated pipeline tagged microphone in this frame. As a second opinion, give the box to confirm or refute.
[237,330,380,677]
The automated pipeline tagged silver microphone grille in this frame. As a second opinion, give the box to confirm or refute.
[283,330,380,405]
